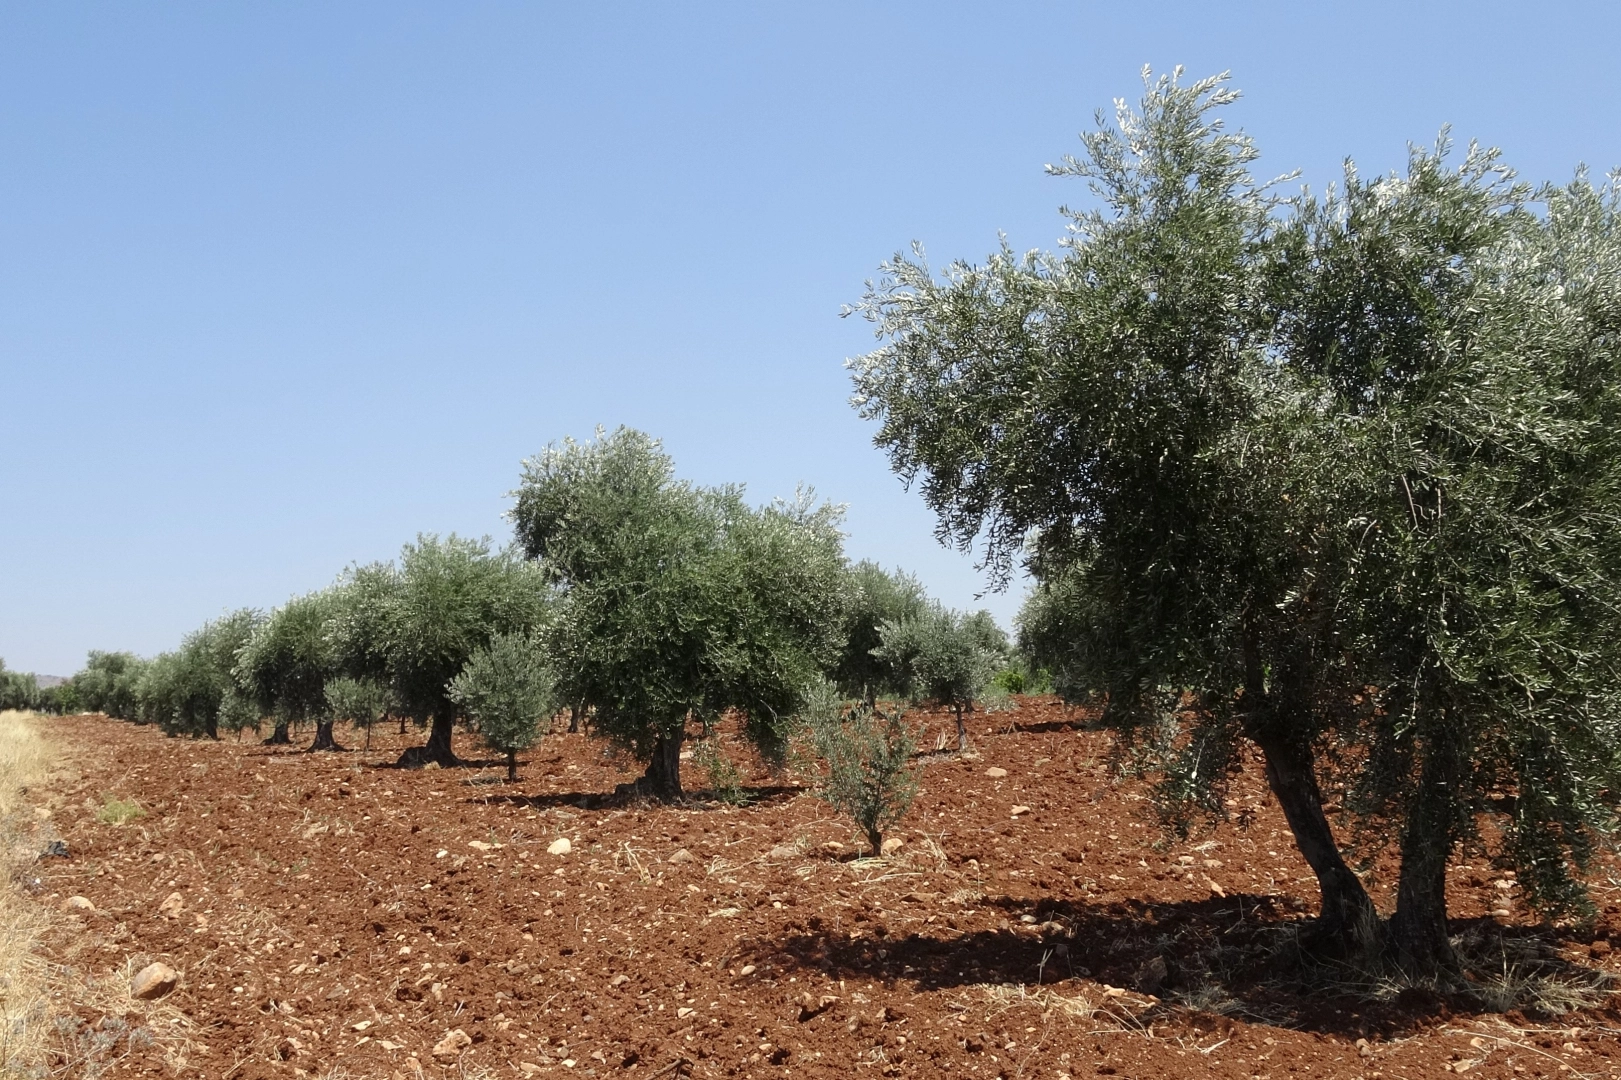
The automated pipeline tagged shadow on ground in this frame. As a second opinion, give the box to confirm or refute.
[742,893,1615,1040]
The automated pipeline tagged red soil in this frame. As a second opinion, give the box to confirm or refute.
[26,699,1621,1079]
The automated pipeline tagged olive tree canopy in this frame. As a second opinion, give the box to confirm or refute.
[849,68,1621,972]
[330,535,553,767]
[510,428,849,798]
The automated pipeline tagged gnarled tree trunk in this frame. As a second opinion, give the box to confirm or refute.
[1387,729,1465,975]
[640,729,685,799]
[1242,632,1379,957]
[396,705,460,768]
[1250,723,1380,955]
[307,719,345,752]
[263,719,291,745]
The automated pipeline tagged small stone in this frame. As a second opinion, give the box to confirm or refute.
[880,837,904,855]
[610,973,630,986]
[66,895,95,912]
[130,962,179,1000]
[468,841,493,852]
[547,838,572,856]
[157,891,184,919]
[666,848,695,864]
[431,1029,472,1061]
[1009,805,1031,817]
[739,964,757,976]
[1490,908,1512,917]
[985,767,1008,778]
[768,844,799,860]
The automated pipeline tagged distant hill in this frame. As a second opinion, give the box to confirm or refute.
[33,675,67,689]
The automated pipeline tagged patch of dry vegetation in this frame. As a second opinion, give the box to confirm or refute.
[0,709,55,1076]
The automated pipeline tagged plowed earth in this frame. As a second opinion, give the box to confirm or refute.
[25,700,1621,1080]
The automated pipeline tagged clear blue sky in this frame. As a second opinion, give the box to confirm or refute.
[3,3,1617,676]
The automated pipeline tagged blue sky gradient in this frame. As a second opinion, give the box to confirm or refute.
[3,2,1617,675]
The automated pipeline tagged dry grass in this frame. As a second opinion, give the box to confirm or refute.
[0,711,201,1078]
[0,709,55,1077]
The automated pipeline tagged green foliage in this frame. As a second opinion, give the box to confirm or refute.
[216,689,262,738]
[236,591,340,726]
[330,535,553,763]
[831,561,929,702]
[848,65,1621,965]
[874,604,1007,747]
[70,651,147,721]
[447,632,556,780]
[804,682,920,856]
[135,609,262,738]
[323,677,389,734]
[510,428,849,796]
[690,736,749,804]
[95,795,143,825]
[0,660,41,712]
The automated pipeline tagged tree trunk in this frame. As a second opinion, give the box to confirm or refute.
[1251,724,1380,955]
[954,703,968,751]
[1387,732,1464,974]
[307,719,344,752]
[568,704,581,734]
[395,706,460,767]
[1240,629,1378,956]
[640,729,685,799]
[263,720,291,745]
[204,715,219,740]
[398,714,408,735]
[507,748,518,783]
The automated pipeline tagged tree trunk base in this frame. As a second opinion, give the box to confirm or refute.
[263,723,291,746]
[638,731,685,800]
[394,713,459,768]
[307,721,346,753]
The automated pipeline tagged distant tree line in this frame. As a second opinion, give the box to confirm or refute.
[56,429,1019,804]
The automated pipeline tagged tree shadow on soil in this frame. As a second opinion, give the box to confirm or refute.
[473,784,806,812]
[746,893,1613,1040]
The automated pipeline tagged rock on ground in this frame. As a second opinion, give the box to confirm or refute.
[130,962,179,1000]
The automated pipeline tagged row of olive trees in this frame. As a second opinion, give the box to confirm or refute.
[851,68,1621,974]
[67,428,1019,800]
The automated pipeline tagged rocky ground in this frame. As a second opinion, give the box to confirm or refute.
[22,700,1621,1079]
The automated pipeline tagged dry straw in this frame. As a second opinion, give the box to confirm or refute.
[0,709,53,1076]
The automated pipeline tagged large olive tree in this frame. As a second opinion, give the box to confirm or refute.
[850,68,1621,972]
[330,535,553,768]
[236,591,341,748]
[510,428,848,798]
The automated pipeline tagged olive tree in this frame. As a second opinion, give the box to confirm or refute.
[448,632,556,781]
[142,609,262,739]
[1264,143,1621,970]
[330,535,553,767]
[805,682,920,856]
[831,561,929,704]
[70,651,147,721]
[511,428,848,798]
[850,68,1621,971]
[324,677,390,750]
[236,590,342,748]
[0,660,42,712]
[874,604,1006,750]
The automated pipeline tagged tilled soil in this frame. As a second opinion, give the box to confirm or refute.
[26,700,1621,1079]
